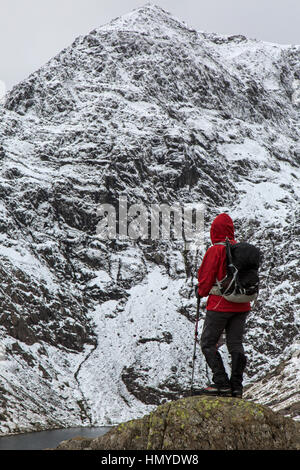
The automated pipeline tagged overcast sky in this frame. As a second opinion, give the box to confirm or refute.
[0,0,299,95]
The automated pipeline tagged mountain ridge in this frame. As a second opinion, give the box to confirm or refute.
[0,4,299,434]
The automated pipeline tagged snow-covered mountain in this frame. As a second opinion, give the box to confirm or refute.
[244,347,300,421]
[0,4,299,433]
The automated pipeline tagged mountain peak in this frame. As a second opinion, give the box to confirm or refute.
[97,2,194,38]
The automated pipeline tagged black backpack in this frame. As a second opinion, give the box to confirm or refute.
[211,238,262,303]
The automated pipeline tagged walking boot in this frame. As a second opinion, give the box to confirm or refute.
[193,383,232,397]
[230,352,247,398]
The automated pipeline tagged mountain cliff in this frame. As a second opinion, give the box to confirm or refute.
[0,4,299,434]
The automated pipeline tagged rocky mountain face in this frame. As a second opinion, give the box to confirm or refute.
[244,346,300,420]
[0,4,299,433]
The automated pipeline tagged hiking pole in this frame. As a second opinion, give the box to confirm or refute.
[190,294,201,396]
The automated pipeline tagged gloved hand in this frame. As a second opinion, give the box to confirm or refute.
[195,285,201,299]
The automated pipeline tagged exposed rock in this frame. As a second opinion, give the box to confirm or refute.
[55,436,94,450]
[244,347,300,421]
[55,396,300,450]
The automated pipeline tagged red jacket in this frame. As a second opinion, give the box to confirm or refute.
[197,213,251,312]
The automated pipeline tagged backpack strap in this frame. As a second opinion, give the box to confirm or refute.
[209,238,238,299]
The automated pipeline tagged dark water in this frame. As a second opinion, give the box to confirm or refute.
[0,426,111,450]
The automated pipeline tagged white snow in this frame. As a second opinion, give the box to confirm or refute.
[220,138,270,163]
[87,270,111,288]
[0,245,59,292]
[77,266,204,424]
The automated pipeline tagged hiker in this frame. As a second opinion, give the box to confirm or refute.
[195,213,250,398]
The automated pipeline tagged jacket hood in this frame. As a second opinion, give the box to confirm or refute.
[210,213,235,244]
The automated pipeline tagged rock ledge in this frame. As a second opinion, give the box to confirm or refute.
[55,396,300,450]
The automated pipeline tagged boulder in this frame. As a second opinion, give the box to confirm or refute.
[56,396,300,450]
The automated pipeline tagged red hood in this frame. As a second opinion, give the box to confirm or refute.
[210,213,235,244]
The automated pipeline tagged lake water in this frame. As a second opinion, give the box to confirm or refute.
[0,426,111,450]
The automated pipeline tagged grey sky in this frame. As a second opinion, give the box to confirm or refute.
[0,0,299,93]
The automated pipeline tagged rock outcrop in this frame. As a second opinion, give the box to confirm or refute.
[55,396,300,450]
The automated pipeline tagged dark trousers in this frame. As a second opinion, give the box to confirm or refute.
[200,310,248,388]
